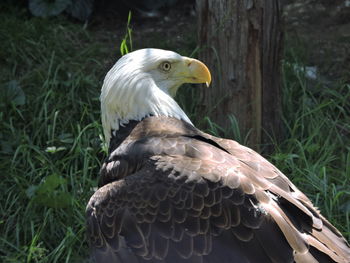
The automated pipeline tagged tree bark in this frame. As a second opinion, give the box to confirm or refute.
[196,0,283,151]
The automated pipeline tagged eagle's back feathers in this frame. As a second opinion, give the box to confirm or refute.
[87,117,350,263]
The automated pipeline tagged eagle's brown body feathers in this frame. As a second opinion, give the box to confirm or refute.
[87,116,350,263]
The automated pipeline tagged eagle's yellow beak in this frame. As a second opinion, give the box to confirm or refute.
[184,57,211,87]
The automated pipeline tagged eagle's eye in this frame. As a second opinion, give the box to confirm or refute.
[160,61,171,72]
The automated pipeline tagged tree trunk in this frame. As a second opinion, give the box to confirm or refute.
[196,0,283,151]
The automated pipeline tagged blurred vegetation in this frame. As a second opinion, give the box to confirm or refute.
[28,0,94,21]
[0,2,349,263]
[26,0,181,21]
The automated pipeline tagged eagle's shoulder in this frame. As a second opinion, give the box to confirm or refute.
[99,116,200,187]
[88,116,350,263]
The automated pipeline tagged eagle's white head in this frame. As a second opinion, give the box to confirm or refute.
[100,48,211,144]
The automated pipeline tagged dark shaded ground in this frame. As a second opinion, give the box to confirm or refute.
[90,0,197,72]
[283,0,350,80]
[90,0,350,81]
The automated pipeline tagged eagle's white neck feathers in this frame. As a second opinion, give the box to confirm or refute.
[101,49,193,144]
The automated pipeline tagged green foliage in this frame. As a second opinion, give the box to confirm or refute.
[0,11,105,262]
[120,11,133,56]
[26,174,73,209]
[1,80,26,106]
[271,49,350,237]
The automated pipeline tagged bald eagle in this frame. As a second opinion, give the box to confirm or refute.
[86,48,350,263]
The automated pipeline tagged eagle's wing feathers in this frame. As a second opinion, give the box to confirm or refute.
[87,155,290,263]
[198,132,350,262]
[87,121,350,262]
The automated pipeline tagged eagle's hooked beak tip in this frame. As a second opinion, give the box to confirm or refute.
[185,57,211,86]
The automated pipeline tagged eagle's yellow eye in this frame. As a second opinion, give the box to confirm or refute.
[160,61,171,72]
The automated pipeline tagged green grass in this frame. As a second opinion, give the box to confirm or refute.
[0,5,349,263]
[272,50,350,236]
[0,6,105,262]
